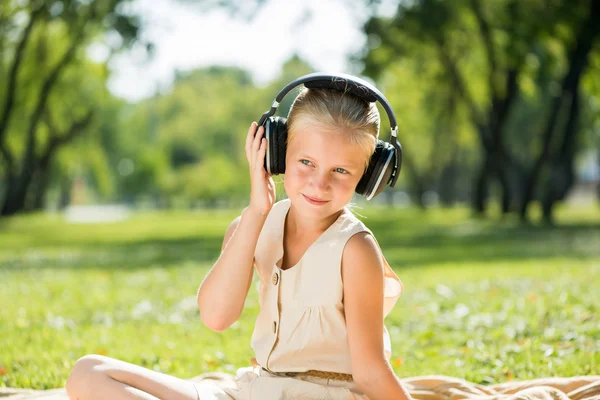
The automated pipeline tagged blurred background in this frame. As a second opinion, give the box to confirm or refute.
[1,0,599,223]
[1,0,600,391]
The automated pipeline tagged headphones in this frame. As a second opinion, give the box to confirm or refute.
[257,72,402,200]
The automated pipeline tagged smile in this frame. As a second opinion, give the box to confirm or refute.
[302,194,329,205]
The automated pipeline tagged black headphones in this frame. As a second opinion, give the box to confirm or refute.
[257,72,402,200]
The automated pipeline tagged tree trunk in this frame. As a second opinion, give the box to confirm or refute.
[402,153,428,209]
[541,85,580,224]
[438,85,460,207]
[0,7,41,172]
[0,106,93,217]
[473,153,491,214]
[0,174,17,217]
[466,0,522,216]
[474,152,512,215]
[58,177,72,210]
[497,158,512,214]
[0,18,86,217]
[1,165,35,216]
[30,157,53,212]
[438,157,458,206]
[520,0,600,221]
[1,141,40,215]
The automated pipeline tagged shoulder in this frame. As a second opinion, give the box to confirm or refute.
[344,230,380,256]
[341,231,384,279]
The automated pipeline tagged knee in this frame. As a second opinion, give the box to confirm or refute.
[65,354,111,397]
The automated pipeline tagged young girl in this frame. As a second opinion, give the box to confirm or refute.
[65,76,411,400]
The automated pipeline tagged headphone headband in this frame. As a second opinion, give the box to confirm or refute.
[257,72,402,188]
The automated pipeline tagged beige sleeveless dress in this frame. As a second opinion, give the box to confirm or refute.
[194,198,403,400]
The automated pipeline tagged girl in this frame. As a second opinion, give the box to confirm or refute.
[65,75,411,400]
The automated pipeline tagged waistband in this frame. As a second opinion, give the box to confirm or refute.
[250,357,354,382]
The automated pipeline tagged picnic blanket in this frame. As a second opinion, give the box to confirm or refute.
[1,373,599,399]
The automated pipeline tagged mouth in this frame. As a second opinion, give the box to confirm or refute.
[302,194,329,205]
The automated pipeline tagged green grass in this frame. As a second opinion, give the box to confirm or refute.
[0,203,599,390]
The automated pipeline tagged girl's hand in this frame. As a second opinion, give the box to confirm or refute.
[245,121,276,216]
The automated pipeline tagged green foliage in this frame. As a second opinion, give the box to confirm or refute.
[106,57,316,206]
[0,0,146,215]
[3,0,599,216]
[360,0,600,207]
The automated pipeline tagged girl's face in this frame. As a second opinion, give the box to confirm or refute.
[284,120,368,218]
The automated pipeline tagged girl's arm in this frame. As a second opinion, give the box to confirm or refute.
[198,121,274,331]
[197,206,267,331]
[342,232,413,400]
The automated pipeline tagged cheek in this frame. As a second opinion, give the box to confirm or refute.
[339,176,359,192]
[285,163,308,181]
[283,164,303,192]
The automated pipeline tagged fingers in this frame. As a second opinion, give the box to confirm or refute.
[245,122,257,164]
[246,120,275,212]
[251,125,265,170]
[257,136,267,173]
[245,121,268,175]
[246,121,264,166]
[252,126,264,156]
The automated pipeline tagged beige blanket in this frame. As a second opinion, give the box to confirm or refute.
[1,373,599,399]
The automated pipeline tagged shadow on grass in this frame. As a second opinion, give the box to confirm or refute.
[1,212,598,271]
[0,236,224,271]
[369,220,600,268]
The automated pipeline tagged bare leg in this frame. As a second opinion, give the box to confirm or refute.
[66,354,200,400]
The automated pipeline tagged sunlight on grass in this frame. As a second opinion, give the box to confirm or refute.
[0,203,598,389]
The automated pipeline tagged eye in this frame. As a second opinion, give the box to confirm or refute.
[300,159,312,166]
[335,167,349,174]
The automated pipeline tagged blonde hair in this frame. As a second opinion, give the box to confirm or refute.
[286,88,380,173]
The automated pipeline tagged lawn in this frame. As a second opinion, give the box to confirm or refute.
[0,202,598,390]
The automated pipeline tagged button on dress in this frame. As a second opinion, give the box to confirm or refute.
[194,198,403,399]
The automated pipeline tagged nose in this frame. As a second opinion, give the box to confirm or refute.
[310,170,330,192]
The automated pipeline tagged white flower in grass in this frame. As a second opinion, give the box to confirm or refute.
[175,297,197,312]
[132,300,153,319]
[46,312,76,330]
[168,312,183,324]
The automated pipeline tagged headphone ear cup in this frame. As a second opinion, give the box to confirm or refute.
[264,116,288,175]
[264,118,275,175]
[356,140,396,200]
[275,116,288,174]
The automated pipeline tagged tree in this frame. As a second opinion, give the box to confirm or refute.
[0,0,142,216]
[360,0,600,220]
[520,0,600,223]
